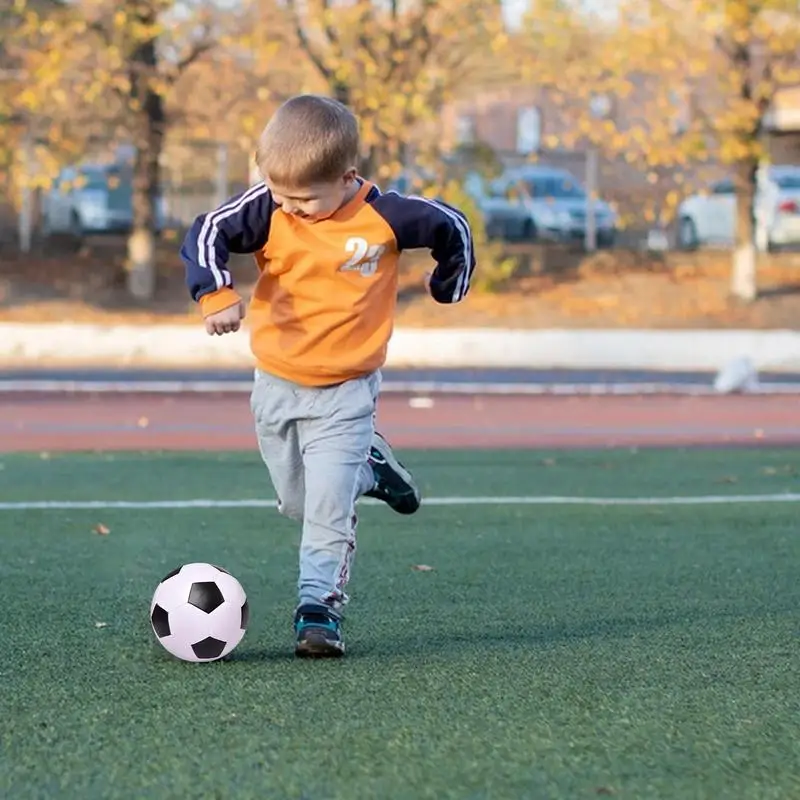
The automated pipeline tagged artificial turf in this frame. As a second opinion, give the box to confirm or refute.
[1,448,799,799]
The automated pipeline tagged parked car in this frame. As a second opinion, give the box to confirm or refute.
[41,161,168,237]
[676,165,800,250]
[466,165,617,246]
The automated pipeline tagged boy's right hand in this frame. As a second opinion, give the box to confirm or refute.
[205,301,246,336]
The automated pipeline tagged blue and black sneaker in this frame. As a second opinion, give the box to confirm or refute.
[294,603,345,658]
[364,431,421,515]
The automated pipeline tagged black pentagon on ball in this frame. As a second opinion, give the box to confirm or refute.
[191,637,226,660]
[241,599,249,629]
[151,604,171,637]
[188,581,225,613]
[211,563,231,575]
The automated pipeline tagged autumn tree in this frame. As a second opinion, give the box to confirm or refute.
[0,6,22,188]
[0,2,21,125]
[14,0,245,298]
[0,0,64,202]
[518,0,800,302]
[619,0,800,301]
[281,0,508,181]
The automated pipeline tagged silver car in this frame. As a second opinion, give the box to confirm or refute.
[41,161,167,237]
[470,166,617,246]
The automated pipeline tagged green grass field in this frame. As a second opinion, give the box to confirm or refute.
[2,448,800,799]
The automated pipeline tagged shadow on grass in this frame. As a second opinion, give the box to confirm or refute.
[334,603,795,661]
[193,596,799,665]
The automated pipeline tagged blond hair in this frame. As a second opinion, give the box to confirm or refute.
[255,94,359,186]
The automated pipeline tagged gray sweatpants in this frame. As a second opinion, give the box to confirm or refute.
[249,368,380,612]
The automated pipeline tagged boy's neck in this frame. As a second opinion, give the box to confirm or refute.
[339,177,362,209]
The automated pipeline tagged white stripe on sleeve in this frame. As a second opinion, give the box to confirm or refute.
[197,182,271,290]
[408,195,474,301]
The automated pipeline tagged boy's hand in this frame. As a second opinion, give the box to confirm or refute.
[205,301,246,336]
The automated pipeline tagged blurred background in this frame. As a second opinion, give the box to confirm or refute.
[2,0,800,326]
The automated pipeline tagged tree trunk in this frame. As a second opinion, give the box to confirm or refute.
[724,5,760,305]
[126,1,165,301]
[730,159,758,303]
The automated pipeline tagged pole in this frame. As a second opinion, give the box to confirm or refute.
[585,145,598,252]
[18,130,33,254]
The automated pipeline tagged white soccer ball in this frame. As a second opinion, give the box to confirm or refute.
[149,562,249,662]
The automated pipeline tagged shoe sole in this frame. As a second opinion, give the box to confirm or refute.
[295,631,345,658]
[370,433,421,514]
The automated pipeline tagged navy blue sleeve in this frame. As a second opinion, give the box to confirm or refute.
[180,182,275,301]
[369,191,475,304]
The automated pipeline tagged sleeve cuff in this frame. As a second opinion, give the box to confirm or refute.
[198,287,242,317]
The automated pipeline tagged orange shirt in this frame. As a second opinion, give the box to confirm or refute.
[181,179,475,386]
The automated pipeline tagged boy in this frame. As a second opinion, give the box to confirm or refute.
[180,94,475,658]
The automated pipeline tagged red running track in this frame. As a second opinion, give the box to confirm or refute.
[1,392,799,451]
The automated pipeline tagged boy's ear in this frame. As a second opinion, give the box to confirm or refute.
[342,168,357,184]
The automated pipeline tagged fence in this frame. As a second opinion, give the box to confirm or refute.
[0,134,735,253]
[0,136,256,249]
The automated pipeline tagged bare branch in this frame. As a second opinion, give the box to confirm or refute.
[167,38,215,85]
[355,0,379,67]
[285,0,333,82]
[87,18,114,49]
[713,33,736,62]
[387,0,399,56]
[390,0,437,84]
[319,0,341,52]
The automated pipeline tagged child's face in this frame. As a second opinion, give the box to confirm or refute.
[266,171,358,222]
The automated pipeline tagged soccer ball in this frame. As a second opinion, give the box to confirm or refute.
[149,562,249,662]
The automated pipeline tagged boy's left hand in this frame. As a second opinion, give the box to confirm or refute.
[205,301,246,336]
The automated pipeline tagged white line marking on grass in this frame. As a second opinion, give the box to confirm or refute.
[1,494,800,510]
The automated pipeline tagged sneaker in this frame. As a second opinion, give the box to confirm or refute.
[294,604,345,658]
[364,431,421,515]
